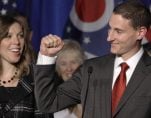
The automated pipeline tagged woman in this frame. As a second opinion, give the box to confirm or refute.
[0,15,53,117]
[54,40,86,118]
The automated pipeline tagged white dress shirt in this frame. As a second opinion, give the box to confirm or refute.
[37,52,57,65]
[54,109,77,118]
[112,47,144,88]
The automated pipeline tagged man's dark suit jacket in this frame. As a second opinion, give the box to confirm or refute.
[34,52,151,118]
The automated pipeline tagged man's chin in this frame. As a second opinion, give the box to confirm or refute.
[111,50,121,56]
[110,50,117,54]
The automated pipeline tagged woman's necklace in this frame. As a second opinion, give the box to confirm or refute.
[0,69,18,86]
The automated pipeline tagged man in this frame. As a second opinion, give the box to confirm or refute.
[35,1,151,118]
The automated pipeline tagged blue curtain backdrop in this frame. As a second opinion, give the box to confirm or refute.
[0,0,150,57]
[16,0,74,52]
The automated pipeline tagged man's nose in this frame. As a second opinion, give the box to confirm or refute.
[107,30,115,41]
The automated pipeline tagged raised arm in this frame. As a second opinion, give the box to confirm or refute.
[34,34,81,113]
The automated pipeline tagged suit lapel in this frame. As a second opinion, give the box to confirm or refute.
[113,52,151,116]
[103,56,114,118]
[96,55,115,118]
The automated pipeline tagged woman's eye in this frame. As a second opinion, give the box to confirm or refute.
[18,33,24,38]
[5,34,12,39]
[60,63,66,66]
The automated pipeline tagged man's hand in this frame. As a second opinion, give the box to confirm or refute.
[40,34,64,57]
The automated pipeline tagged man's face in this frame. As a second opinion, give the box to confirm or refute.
[107,13,141,60]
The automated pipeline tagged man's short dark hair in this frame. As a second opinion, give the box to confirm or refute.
[113,1,151,30]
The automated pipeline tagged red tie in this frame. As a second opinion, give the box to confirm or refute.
[112,63,129,113]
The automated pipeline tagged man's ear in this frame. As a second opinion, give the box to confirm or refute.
[137,26,147,40]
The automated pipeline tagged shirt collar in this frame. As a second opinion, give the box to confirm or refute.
[115,47,144,68]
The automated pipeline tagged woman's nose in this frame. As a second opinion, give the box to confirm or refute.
[12,36,20,44]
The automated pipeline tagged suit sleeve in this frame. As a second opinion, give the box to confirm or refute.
[34,64,82,113]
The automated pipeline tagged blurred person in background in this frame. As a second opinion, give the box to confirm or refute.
[54,40,86,118]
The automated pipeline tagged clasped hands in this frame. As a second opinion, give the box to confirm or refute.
[40,34,64,57]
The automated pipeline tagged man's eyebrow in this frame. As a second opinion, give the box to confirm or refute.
[114,28,124,32]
